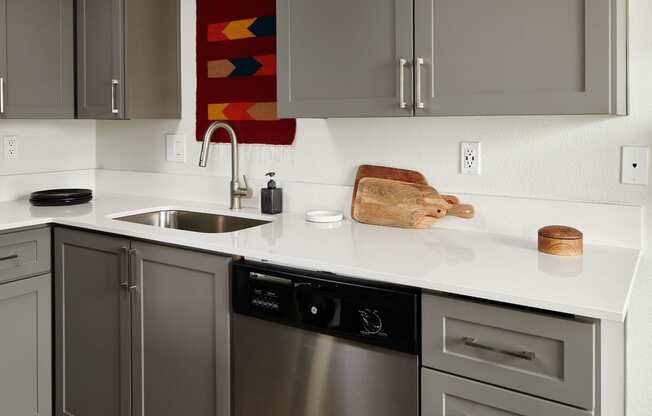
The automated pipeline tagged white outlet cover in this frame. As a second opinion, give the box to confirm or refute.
[461,141,481,175]
[166,134,186,163]
[621,146,649,185]
[3,136,17,160]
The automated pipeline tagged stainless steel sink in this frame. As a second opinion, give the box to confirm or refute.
[114,210,270,234]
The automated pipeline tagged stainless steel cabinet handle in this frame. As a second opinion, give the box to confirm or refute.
[399,58,407,109]
[0,254,18,262]
[119,247,129,290]
[462,337,536,361]
[127,248,138,291]
[111,79,119,115]
[416,58,424,109]
[0,76,5,114]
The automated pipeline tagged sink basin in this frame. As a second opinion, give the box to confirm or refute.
[114,210,270,234]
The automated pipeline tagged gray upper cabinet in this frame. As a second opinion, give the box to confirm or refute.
[131,241,231,416]
[77,0,181,119]
[277,0,627,117]
[54,228,131,416]
[0,275,52,416]
[76,0,124,119]
[277,0,414,118]
[0,0,74,119]
[414,0,627,116]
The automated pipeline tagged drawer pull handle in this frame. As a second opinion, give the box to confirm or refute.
[462,337,536,361]
[0,254,18,262]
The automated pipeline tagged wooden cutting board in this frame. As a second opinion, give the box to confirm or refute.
[352,177,474,229]
[351,165,460,217]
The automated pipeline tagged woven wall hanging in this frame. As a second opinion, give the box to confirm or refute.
[196,0,296,145]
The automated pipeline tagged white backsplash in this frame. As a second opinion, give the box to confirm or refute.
[0,169,95,202]
[96,169,643,249]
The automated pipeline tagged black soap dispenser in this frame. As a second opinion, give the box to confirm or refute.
[261,172,283,214]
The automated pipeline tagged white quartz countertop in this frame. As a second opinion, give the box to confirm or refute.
[0,193,640,322]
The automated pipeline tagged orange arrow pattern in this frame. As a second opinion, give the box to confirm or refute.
[208,102,277,121]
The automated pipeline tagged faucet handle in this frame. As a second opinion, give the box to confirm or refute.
[239,175,253,198]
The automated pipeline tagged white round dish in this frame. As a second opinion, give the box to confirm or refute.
[305,210,344,223]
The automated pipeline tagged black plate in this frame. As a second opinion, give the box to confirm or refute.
[29,189,93,206]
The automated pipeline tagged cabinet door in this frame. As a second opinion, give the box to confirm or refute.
[77,0,124,119]
[54,228,131,416]
[414,0,617,116]
[0,0,73,118]
[277,0,413,118]
[131,242,230,416]
[0,275,52,416]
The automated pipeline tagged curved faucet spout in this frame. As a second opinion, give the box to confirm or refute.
[198,121,251,209]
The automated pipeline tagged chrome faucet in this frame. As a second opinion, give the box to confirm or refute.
[198,121,252,210]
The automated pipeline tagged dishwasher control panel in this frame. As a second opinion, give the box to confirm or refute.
[248,272,292,314]
[232,261,420,354]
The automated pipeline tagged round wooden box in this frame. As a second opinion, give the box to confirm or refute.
[538,226,583,256]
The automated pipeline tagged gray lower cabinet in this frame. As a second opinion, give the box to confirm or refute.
[421,293,597,415]
[0,274,52,416]
[277,0,627,117]
[422,294,595,409]
[54,228,131,416]
[0,0,74,118]
[422,369,592,416]
[77,0,180,119]
[130,241,230,416]
[276,0,414,118]
[54,227,230,416]
[0,227,51,284]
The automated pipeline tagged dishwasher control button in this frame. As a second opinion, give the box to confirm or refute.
[310,306,319,315]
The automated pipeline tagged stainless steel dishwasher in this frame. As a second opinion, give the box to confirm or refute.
[231,261,420,416]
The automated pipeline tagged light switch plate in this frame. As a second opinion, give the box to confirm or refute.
[166,134,186,163]
[621,146,649,185]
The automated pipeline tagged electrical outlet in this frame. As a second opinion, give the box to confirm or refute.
[166,134,186,163]
[461,141,481,175]
[621,146,649,185]
[3,136,17,160]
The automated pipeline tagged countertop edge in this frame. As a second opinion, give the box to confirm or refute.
[50,217,632,323]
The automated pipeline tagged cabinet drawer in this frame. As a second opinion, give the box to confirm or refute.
[422,294,595,409]
[0,228,50,283]
[422,368,592,416]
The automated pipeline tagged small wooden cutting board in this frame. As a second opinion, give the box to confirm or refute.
[351,165,461,218]
[352,177,474,229]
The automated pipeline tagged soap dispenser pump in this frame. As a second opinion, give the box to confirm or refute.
[261,172,283,214]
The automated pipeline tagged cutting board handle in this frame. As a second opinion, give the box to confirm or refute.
[446,203,475,219]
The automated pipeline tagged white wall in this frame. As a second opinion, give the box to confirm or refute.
[96,0,652,208]
[0,120,96,201]
[0,120,96,175]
